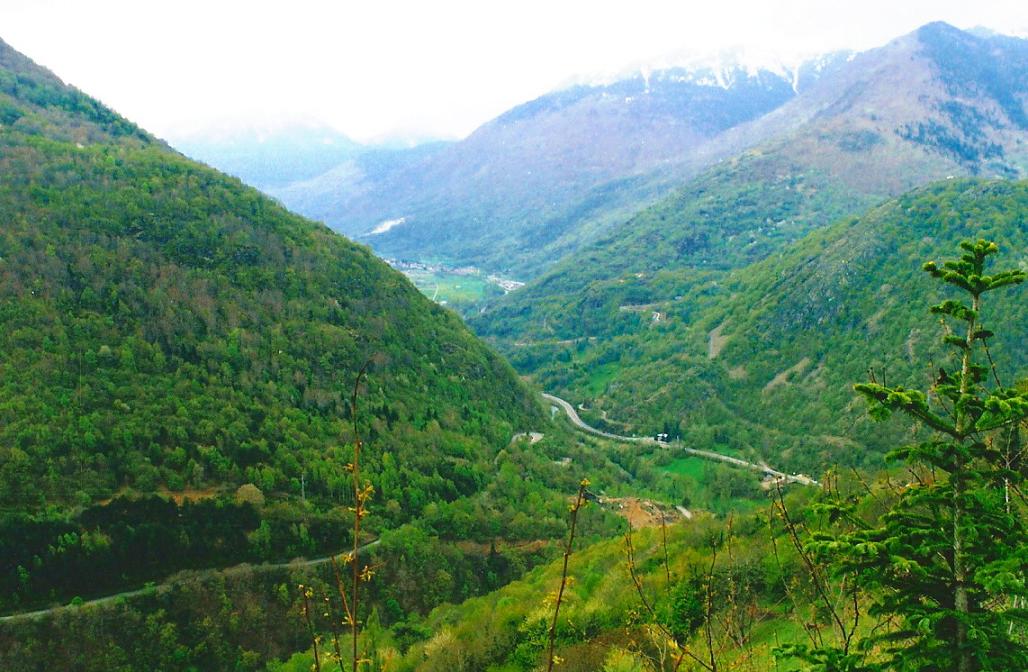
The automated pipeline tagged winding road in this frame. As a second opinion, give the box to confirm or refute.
[542,393,819,487]
[0,540,380,624]
[3,393,816,625]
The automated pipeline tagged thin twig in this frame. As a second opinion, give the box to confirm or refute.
[330,555,353,672]
[326,594,345,672]
[300,584,322,672]
[703,539,719,672]
[624,521,712,671]
[546,479,589,672]
[661,508,672,591]
[982,338,1004,388]
[774,483,850,651]
[348,361,371,672]
[767,504,819,648]
[848,466,878,501]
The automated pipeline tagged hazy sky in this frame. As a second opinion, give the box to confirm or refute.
[0,0,1025,143]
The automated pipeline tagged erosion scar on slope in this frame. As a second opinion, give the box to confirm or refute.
[708,322,729,359]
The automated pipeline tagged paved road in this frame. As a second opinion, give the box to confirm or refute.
[0,539,380,624]
[3,391,815,624]
[542,392,819,487]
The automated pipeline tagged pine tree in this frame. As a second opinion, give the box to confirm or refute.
[811,240,1028,671]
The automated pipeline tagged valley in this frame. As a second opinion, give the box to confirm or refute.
[384,258,524,313]
[1,13,1027,672]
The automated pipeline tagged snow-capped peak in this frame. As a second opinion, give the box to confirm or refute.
[561,46,851,94]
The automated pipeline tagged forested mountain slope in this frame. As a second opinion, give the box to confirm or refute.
[0,35,600,623]
[483,179,1028,471]
[474,26,1028,451]
[0,36,542,511]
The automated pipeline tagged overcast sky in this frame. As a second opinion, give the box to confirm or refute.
[0,0,1025,143]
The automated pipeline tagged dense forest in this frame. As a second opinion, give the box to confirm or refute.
[0,37,621,622]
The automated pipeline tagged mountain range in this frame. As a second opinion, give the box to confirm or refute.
[157,20,1028,469]
[204,23,1027,285]
[172,123,366,190]
[212,52,849,276]
[468,22,1028,465]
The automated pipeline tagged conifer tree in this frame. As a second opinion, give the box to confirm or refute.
[810,239,1028,671]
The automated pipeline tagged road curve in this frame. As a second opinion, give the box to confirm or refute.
[0,539,381,624]
[543,393,653,443]
[542,392,818,487]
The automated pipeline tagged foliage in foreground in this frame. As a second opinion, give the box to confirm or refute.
[793,240,1028,671]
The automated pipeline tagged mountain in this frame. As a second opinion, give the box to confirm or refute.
[170,123,365,190]
[700,21,1028,188]
[275,23,1027,285]
[481,22,1028,313]
[0,35,574,617]
[473,24,1028,428]
[481,179,1028,471]
[271,55,849,276]
[170,125,456,241]
[0,38,152,146]
[266,140,450,230]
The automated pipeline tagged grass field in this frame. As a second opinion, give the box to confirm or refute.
[584,362,619,397]
[659,455,708,480]
[401,269,504,311]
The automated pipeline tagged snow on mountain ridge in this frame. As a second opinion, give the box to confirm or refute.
[560,46,852,94]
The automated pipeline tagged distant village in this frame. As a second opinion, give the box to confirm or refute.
[385,258,526,293]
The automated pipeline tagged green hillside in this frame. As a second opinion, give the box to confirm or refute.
[479,180,1028,471]
[472,150,876,343]
[0,37,593,617]
[0,133,536,505]
[300,511,800,672]
[0,36,541,508]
